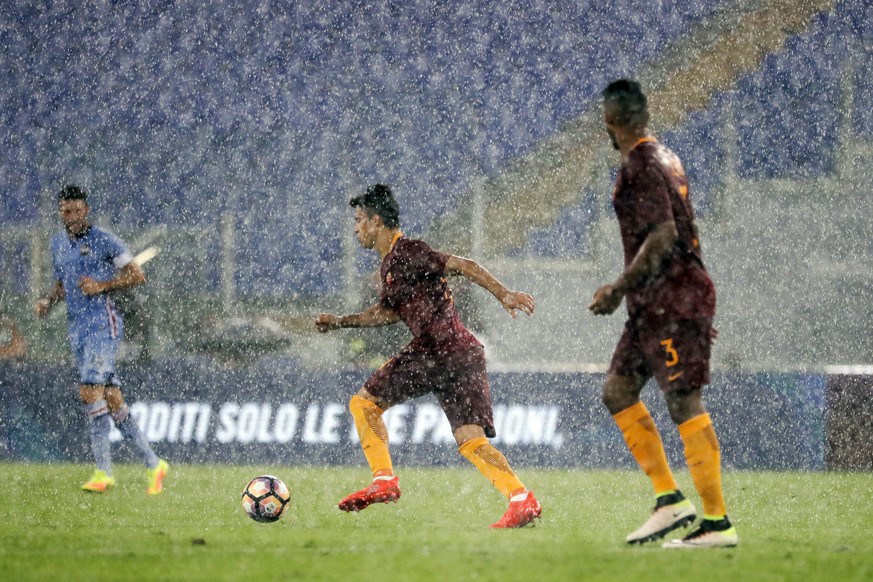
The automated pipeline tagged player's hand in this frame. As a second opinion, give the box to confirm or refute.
[500,291,535,318]
[588,283,624,315]
[315,313,341,333]
[78,276,105,296]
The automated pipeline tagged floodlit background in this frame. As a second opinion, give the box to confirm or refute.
[1,0,871,372]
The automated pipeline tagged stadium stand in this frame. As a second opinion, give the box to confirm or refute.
[2,0,870,370]
[1,0,735,285]
[517,0,861,254]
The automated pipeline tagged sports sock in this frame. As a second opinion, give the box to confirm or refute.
[613,401,678,495]
[678,413,727,518]
[458,437,525,498]
[84,400,112,474]
[349,395,393,477]
[112,404,159,469]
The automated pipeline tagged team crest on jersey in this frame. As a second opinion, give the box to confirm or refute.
[79,245,91,255]
[385,272,393,285]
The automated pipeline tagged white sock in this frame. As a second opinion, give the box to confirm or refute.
[510,490,529,503]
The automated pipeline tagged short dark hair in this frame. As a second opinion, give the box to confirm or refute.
[602,79,649,128]
[349,184,400,228]
[58,184,88,202]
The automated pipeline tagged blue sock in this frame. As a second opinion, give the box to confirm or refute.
[112,405,159,469]
[84,400,112,475]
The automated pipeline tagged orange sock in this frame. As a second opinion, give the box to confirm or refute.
[678,413,727,518]
[613,401,678,495]
[349,395,393,478]
[458,437,525,498]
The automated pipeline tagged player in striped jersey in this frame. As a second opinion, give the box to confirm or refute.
[36,185,168,494]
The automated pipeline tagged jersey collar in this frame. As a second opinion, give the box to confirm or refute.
[630,136,657,152]
[388,231,404,252]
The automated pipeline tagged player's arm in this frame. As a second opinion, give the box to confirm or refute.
[35,280,65,317]
[78,261,146,296]
[589,220,678,315]
[445,255,534,317]
[315,303,400,333]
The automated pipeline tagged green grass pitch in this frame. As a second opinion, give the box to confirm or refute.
[0,463,870,581]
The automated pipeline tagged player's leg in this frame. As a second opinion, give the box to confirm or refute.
[661,387,737,548]
[454,425,542,529]
[105,387,168,495]
[339,352,428,512]
[444,346,541,528]
[645,319,736,548]
[606,322,695,543]
[338,388,401,511]
[76,330,119,491]
[79,384,115,492]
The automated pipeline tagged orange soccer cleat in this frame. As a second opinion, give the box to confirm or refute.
[81,469,116,493]
[147,459,169,495]
[338,476,401,512]
[490,491,542,529]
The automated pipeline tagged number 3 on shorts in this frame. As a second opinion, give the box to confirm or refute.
[660,338,679,367]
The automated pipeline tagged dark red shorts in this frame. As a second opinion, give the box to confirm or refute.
[609,317,712,392]
[363,342,495,437]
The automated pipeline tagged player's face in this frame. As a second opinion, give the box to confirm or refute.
[603,105,620,151]
[353,207,378,249]
[59,199,89,236]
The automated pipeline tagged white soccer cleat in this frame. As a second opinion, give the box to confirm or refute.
[626,491,697,544]
[662,516,738,549]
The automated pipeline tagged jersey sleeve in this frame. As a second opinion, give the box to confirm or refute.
[103,231,134,268]
[625,160,674,231]
[422,244,450,275]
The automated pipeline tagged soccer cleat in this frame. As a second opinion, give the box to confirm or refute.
[147,459,169,495]
[81,469,116,493]
[662,516,738,548]
[626,490,697,544]
[490,491,542,529]
[338,476,401,512]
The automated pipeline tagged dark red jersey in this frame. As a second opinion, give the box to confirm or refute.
[612,138,716,322]
[379,236,481,350]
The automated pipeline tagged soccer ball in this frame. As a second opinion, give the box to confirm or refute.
[241,475,291,523]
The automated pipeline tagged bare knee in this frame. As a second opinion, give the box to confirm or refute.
[601,374,646,415]
[664,387,705,425]
[454,424,487,447]
[79,384,107,405]
[104,387,126,413]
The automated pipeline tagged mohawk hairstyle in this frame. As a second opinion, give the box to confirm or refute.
[349,184,400,228]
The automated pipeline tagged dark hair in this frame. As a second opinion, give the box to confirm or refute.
[349,184,400,228]
[58,184,88,201]
[602,79,649,128]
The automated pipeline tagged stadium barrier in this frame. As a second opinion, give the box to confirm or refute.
[825,374,873,471]
[0,358,841,470]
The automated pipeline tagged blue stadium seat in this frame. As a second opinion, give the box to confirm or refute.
[515,189,599,258]
[733,14,843,179]
[3,0,820,282]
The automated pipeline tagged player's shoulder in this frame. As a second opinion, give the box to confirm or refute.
[88,226,126,246]
[88,225,115,238]
[628,140,679,176]
[395,236,433,255]
[628,139,662,163]
[50,231,66,246]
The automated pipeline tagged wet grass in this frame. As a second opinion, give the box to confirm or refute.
[0,463,870,581]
